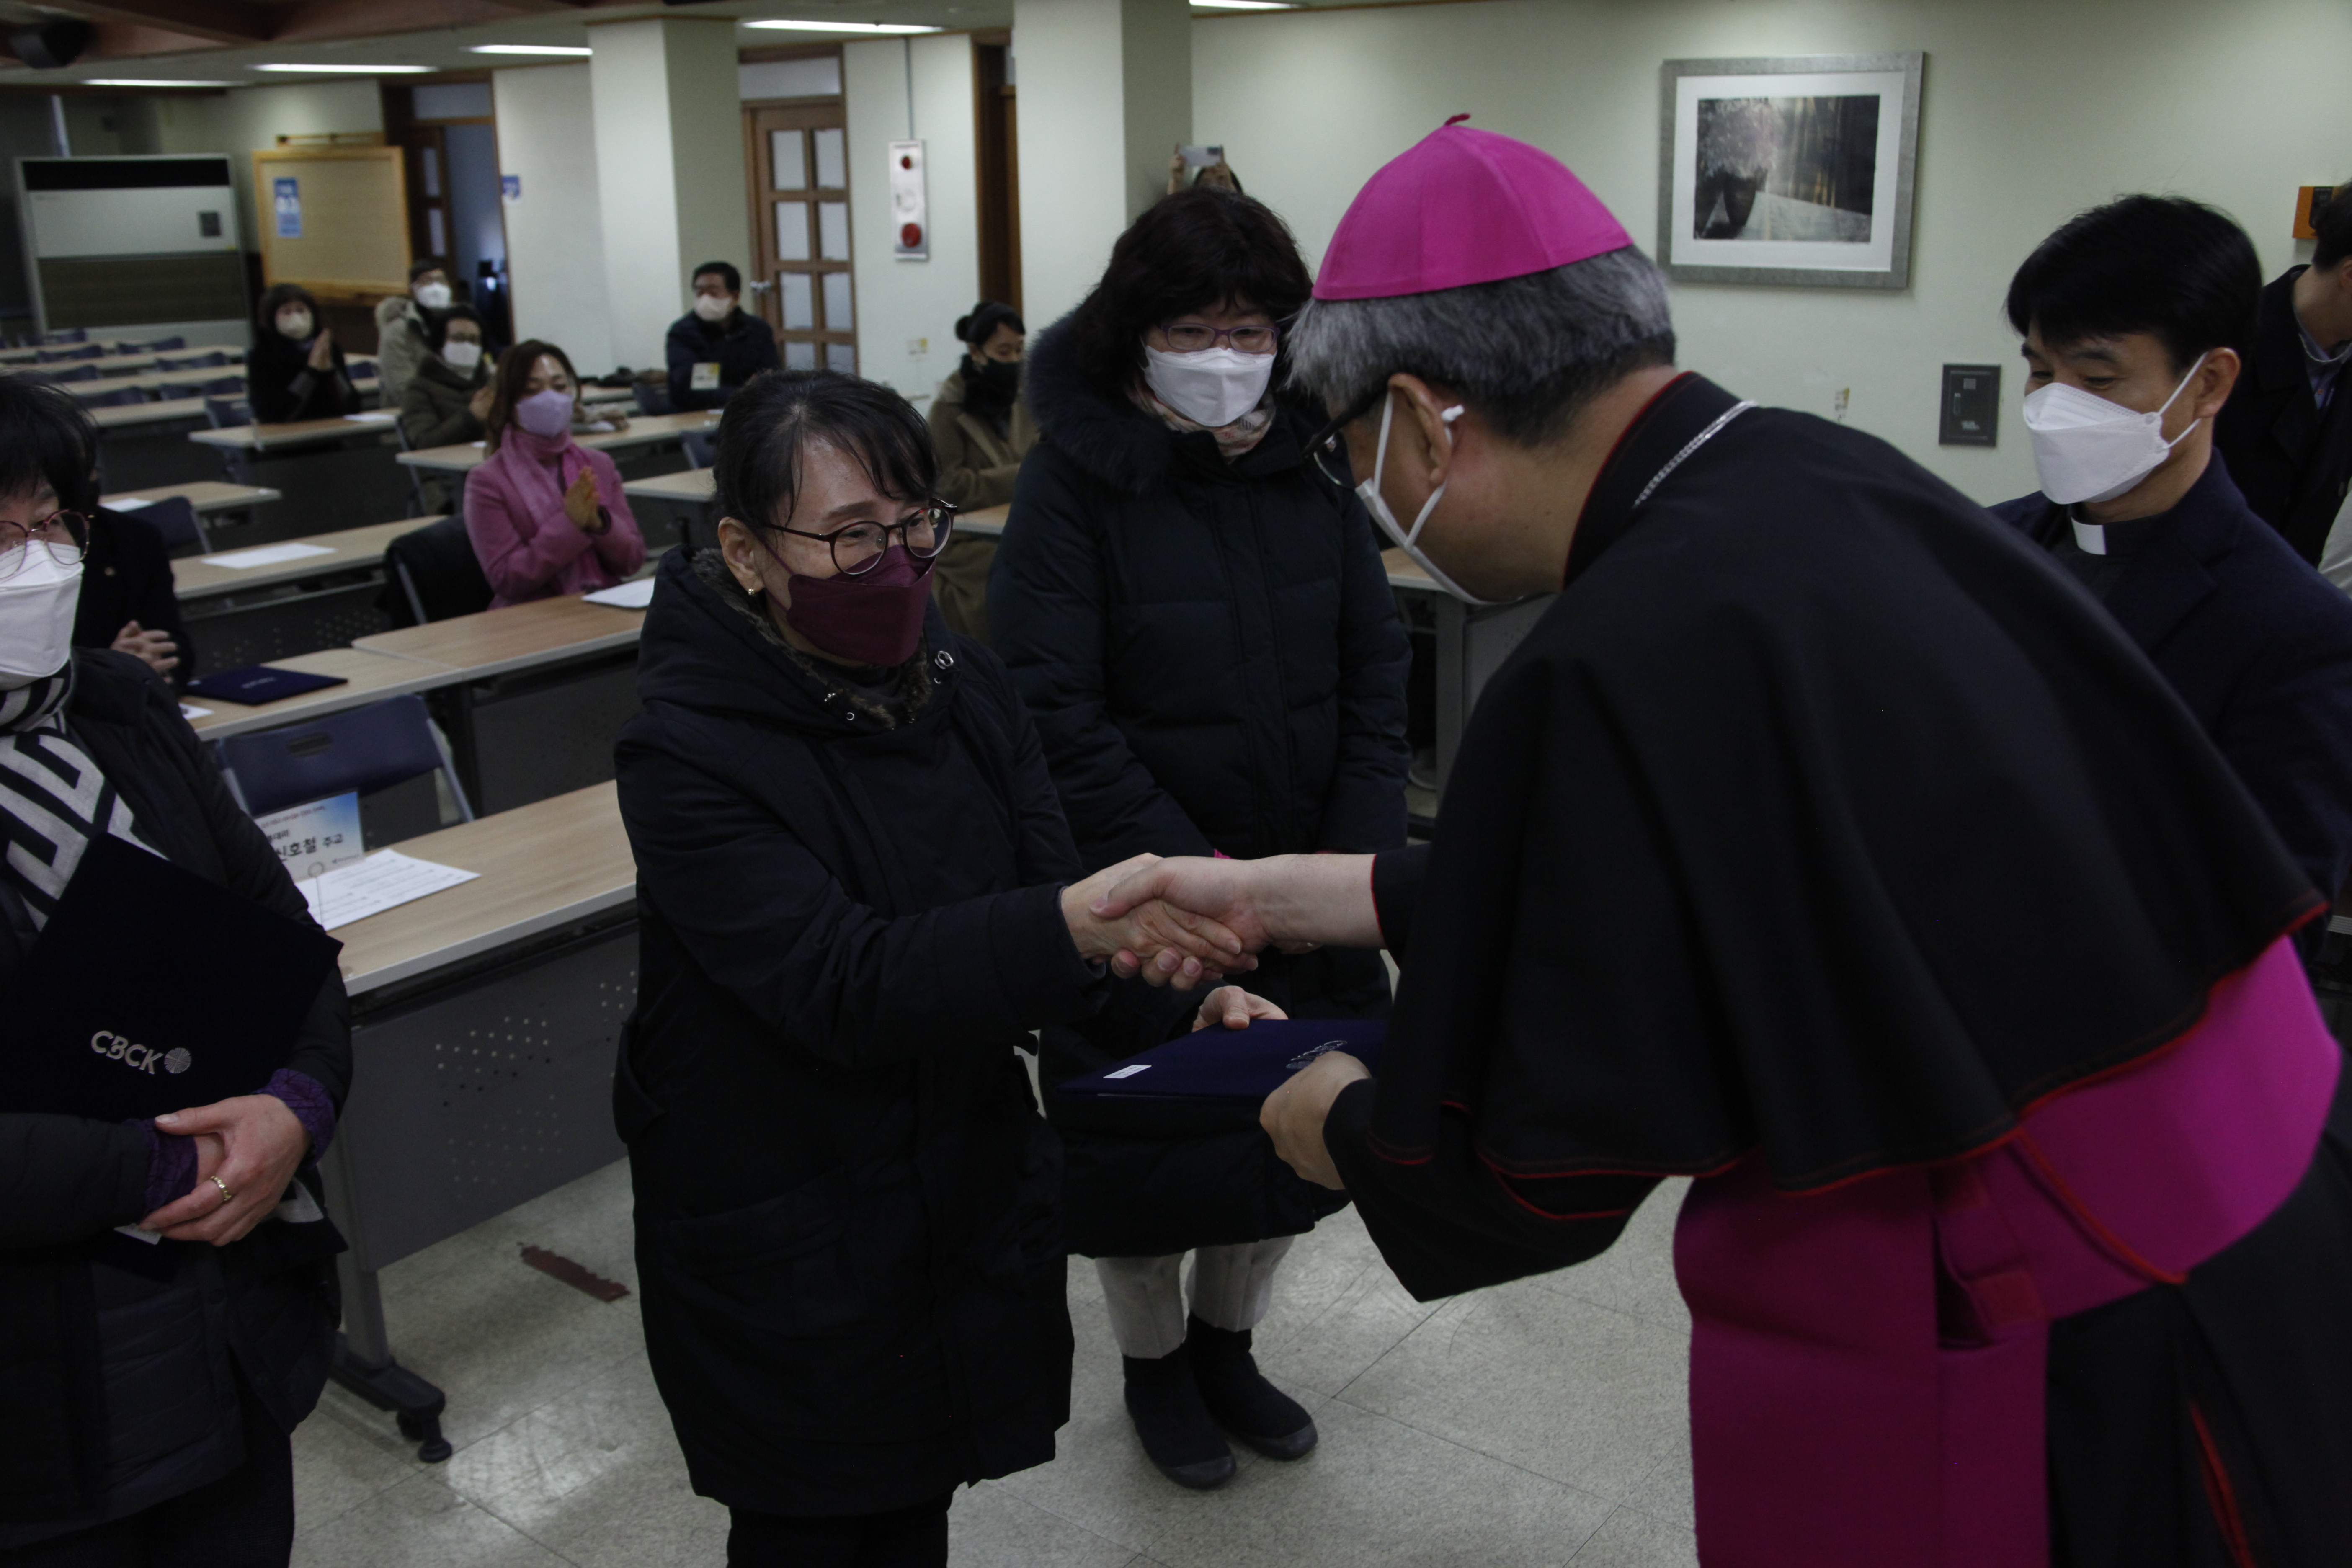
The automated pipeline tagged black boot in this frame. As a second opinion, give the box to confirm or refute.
[1185,1314,1317,1460]
[1121,1344,1236,1490]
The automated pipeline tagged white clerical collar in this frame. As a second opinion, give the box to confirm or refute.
[2070,515,2109,556]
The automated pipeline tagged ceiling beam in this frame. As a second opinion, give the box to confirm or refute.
[41,0,272,46]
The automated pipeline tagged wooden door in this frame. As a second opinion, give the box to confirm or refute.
[975,41,1020,315]
[745,102,856,376]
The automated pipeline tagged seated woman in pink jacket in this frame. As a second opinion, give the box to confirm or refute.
[463,339,647,607]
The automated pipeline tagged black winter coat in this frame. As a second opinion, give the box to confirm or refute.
[989,317,1412,1257]
[663,309,784,413]
[614,550,1098,1517]
[71,508,195,690]
[0,652,349,1539]
[2215,268,2352,563]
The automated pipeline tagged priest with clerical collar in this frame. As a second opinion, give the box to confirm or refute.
[1994,194,2352,913]
[1092,120,2352,1566]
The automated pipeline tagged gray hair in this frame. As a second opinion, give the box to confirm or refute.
[1285,247,1677,446]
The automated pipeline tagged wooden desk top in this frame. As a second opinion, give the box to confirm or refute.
[92,397,209,431]
[172,516,431,600]
[188,410,402,451]
[397,410,717,475]
[351,591,647,681]
[106,480,282,517]
[183,647,459,741]
[622,467,714,503]
[332,782,634,995]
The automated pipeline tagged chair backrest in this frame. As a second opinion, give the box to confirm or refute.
[681,429,717,469]
[40,362,98,382]
[348,359,378,381]
[137,495,207,554]
[40,328,87,345]
[194,375,244,397]
[37,343,102,361]
[133,336,186,353]
[156,351,231,371]
[203,395,250,429]
[215,693,474,821]
[634,375,674,417]
[84,385,151,408]
[382,515,492,626]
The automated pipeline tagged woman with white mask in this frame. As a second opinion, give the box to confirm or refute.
[398,304,495,451]
[462,340,646,608]
[0,375,354,1563]
[991,186,1411,1490]
[245,283,358,425]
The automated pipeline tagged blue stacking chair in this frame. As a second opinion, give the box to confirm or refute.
[216,694,475,825]
[128,336,186,353]
[38,343,102,361]
[193,375,245,398]
[682,430,717,469]
[157,351,232,371]
[134,494,209,555]
[39,327,87,345]
[39,363,99,383]
[204,394,250,429]
[83,385,151,408]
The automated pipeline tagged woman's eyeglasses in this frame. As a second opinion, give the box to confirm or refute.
[1161,322,1279,355]
[771,504,957,576]
[0,511,88,582]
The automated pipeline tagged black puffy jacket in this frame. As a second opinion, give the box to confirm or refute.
[614,549,1101,1517]
[989,317,1412,1256]
[0,651,349,1541]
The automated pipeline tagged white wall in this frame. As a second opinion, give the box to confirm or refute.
[1193,0,2352,503]
[153,80,384,249]
[845,33,981,404]
[493,64,615,373]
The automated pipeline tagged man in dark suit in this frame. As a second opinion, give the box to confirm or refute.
[2215,183,2352,563]
[1995,195,2352,912]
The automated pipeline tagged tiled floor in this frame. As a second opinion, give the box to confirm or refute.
[293,1160,1698,1568]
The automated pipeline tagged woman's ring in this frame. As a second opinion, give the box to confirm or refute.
[210,1176,234,1206]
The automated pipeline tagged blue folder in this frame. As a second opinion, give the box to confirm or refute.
[1056,1017,1386,1104]
[183,664,349,706]
[0,836,341,1122]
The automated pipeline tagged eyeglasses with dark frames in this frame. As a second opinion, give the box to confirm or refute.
[1305,386,1392,490]
[0,510,88,583]
[768,502,957,576]
[1160,321,1280,355]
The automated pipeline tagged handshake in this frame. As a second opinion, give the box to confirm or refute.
[1057,851,1382,991]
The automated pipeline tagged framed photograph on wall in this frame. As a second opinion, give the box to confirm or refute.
[1658,52,1924,289]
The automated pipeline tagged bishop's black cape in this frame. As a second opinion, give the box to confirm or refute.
[1324,375,2352,1565]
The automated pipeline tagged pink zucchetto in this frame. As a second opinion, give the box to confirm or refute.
[1313,116,1635,301]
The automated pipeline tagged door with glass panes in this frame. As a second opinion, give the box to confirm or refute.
[746,101,856,375]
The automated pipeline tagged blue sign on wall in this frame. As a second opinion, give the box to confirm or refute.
[501,173,521,205]
[273,177,302,239]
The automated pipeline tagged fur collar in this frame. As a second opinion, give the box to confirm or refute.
[1022,313,1179,496]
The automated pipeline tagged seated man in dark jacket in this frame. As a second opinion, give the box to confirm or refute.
[663,260,782,413]
[1995,195,2352,912]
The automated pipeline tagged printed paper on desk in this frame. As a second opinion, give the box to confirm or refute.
[298,849,479,932]
[106,496,154,511]
[179,704,212,720]
[583,578,656,609]
[343,411,398,424]
[259,791,364,881]
[200,542,335,569]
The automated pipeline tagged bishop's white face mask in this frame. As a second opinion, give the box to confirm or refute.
[413,281,453,310]
[1357,394,1495,606]
[0,541,83,689]
[2022,353,2207,506]
[1143,345,1274,428]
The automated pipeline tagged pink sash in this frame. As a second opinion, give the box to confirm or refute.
[1675,937,2339,1566]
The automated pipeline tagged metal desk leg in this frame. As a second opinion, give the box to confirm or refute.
[1431,593,1555,795]
[321,1137,452,1462]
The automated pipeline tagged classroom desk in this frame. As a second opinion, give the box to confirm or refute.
[189,409,403,454]
[93,398,222,493]
[182,646,459,741]
[171,517,428,664]
[172,516,422,600]
[1381,547,1554,795]
[579,382,635,405]
[397,410,716,476]
[105,480,281,517]
[319,782,637,1461]
[186,410,410,542]
[91,395,210,431]
[356,594,651,814]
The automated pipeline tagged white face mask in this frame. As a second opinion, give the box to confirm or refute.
[414,281,453,309]
[441,339,483,373]
[276,311,312,341]
[0,540,83,689]
[1143,345,1274,428]
[2022,353,2207,506]
[1357,394,1496,606]
[693,292,733,324]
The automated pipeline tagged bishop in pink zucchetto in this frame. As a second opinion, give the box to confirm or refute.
[1313,114,1635,300]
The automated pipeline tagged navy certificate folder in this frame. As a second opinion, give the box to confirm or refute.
[182,664,349,705]
[1056,1018,1386,1105]
[0,836,342,1122]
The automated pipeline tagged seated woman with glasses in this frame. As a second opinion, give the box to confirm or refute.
[463,339,646,608]
[989,186,1410,1491]
[614,368,1253,1568]
[0,377,351,1560]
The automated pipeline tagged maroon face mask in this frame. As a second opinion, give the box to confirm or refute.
[780,545,936,668]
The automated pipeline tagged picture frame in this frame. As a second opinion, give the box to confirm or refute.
[1657,52,1924,290]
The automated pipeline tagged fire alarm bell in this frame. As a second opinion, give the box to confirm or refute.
[890,141,928,262]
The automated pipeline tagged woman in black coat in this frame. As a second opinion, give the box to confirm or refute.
[614,370,1244,1568]
[987,187,1412,1489]
[0,380,351,1562]
[245,283,359,425]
